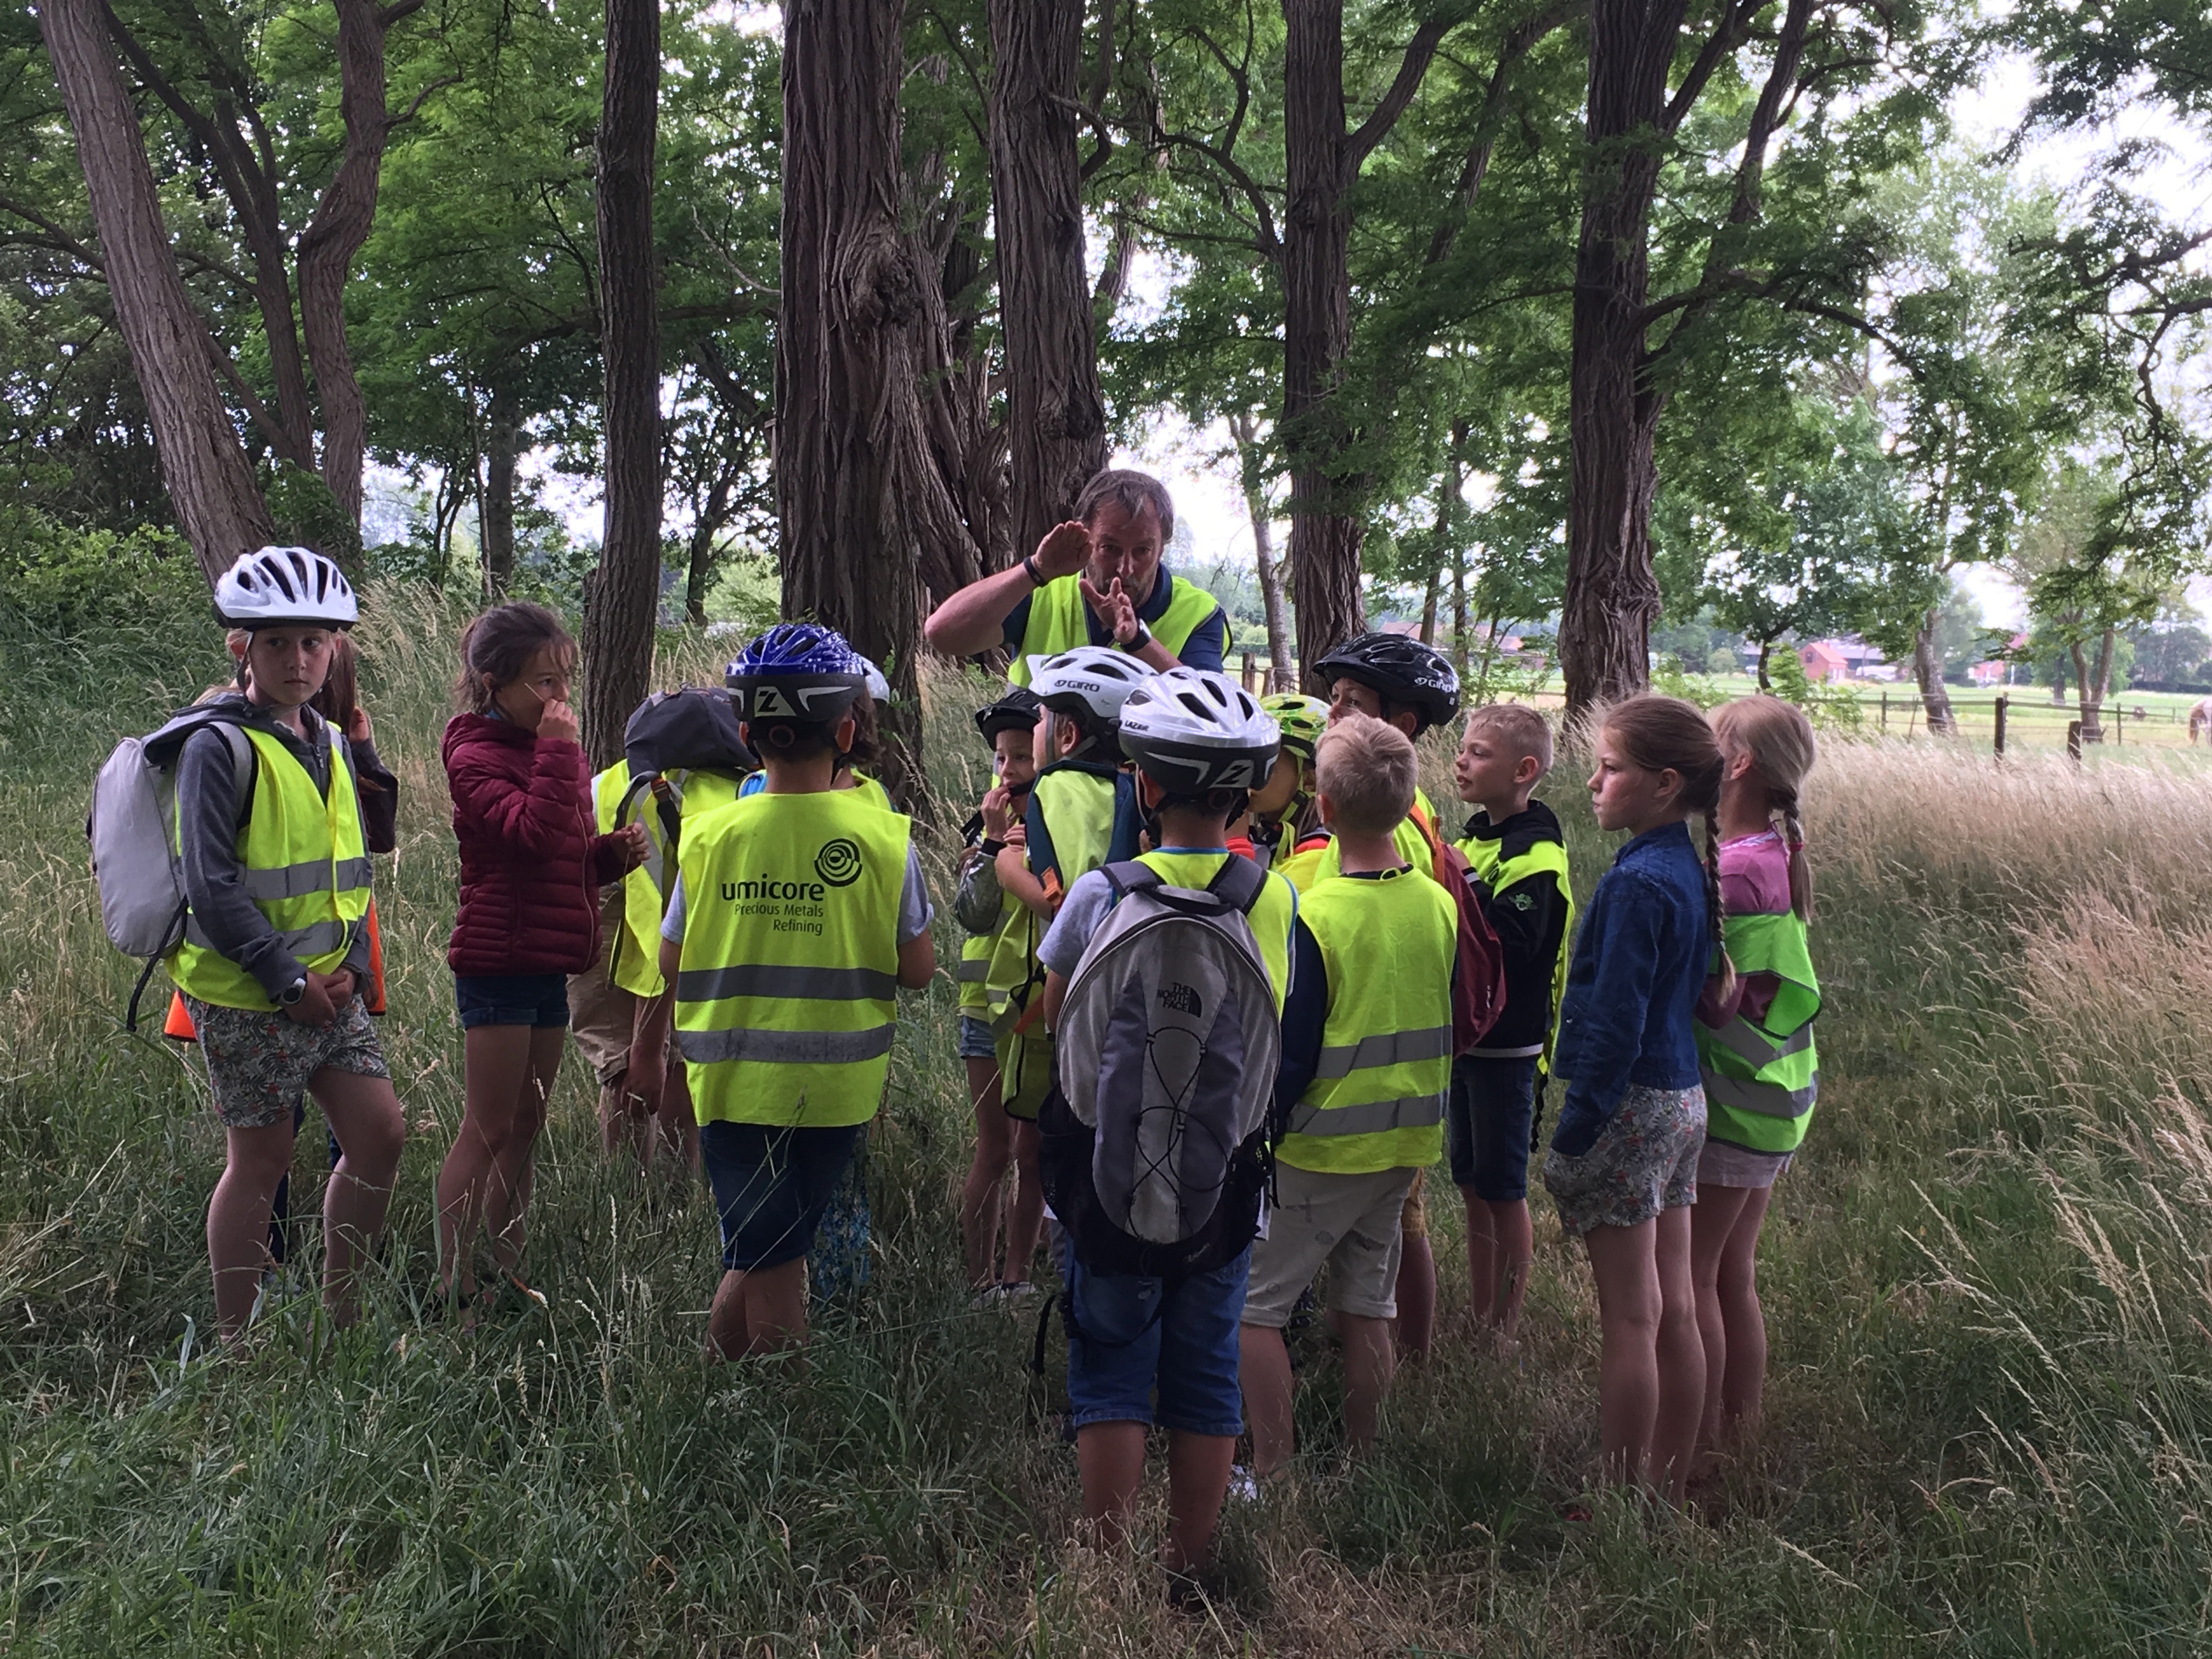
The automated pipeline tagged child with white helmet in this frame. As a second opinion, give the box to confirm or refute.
[166,546,407,1342]
[980,645,1148,1130]
[1032,665,1297,1593]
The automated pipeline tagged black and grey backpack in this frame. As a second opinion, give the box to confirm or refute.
[1038,855,1282,1280]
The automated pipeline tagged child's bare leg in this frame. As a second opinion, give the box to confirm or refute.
[958,1057,1012,1288]
[1339,1311,1396,1453]
[599,1070,648,1163]
[707,1259,807,1358]
[208,1120,296,1340]
[1075,1421,1148,1548]
[1583,1217,1662,1488]
[1238,1323,1296,1475]
[312,1069,405,1329]
[1652,1204,1706,1506]
[1164,1430,1236,1572]
[652,1056,697,1171]
[1716,1186,1772,1435]
[1479,1197,1534,1339]
[1003,1119,1046,1285]
[1393,1234,1436,1362]
[486,1028,562,1277]
[1690,1182,1753,1467]
[437,1025,534,1302]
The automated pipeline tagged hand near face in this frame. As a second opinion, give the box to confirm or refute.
[1078,575,1140,647]
[537,698,582,748]
[1031,520,1092,581]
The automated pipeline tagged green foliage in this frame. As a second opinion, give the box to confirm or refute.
[0,509,208,636]
[1767,642,1867,732]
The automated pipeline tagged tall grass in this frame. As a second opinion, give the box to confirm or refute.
[2,586,2210,1653]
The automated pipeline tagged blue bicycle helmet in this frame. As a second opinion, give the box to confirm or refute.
[725,622,869,726]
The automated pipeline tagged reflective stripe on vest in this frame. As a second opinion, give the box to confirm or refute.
[1457,828,1576,1070]
[1697,910,1821,1155]
[1277,867,1455,1175]
[171,726,369,1011]
[1006,571,1223,686]
[672,791,912,1127]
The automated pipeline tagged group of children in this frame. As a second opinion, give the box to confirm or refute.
[160,532,1822,1593]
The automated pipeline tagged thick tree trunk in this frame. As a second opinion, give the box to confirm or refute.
[2072,628,2114,742]
[901,199,1007,608]
[1911,610,1957,731]
[41,0,275,585]
[1232,411,1293,691]
[481,382,519,595]
[989,0,1108,562]
[779,0,928,809]
[295,0,402,531]
[1282,0,1365,680]
[584,0,663,770]
[1560,0,1688,715]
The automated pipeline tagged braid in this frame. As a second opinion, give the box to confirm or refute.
[1771,785,1815,922]
[1703,804,1739,1005]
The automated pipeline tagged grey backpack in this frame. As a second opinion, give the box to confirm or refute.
[1040,856,1282,1278]
[88,712,253,1028]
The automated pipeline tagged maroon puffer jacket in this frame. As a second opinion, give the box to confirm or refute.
[443,713,629,975]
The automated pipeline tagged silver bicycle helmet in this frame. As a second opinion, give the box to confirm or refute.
[1117,668,1280,792]
[1026,645,1151,724]
[213,545,358,629]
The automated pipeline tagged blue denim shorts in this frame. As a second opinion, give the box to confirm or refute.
[454,973,571,1030]
[701,1120,864,1272]
[1447,1054,1543,1200]
[1063,1244,1250,1438]
[956,1014,997,1060]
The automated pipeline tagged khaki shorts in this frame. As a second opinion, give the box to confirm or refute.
[567,891,639,1087]
[1243,1164,1418,1328]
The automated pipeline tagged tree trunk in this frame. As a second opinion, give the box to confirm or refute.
[989,0,1108,562]
[1911,608,1957,731]
[1444,424,1469,679]
[295,0,402,532]
[2073,628,2114,742]
[1232,411,1293,691]
[1419,555,1441,646]
[1756,639,1772,691]
[1559,0,1692,714]
[1282,0,1364,680]
[481,382,519,595]
[41,0,275,585]
[583,0,664,770]
[778,0,928,809]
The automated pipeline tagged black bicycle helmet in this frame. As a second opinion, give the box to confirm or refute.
[1313,631,1462,733]
[973,684,1043,746]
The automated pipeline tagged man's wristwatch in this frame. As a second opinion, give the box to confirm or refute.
[1021,553,1045,588]
[278,976,308,1007]
[979,837,1008,859]
[1124,621,1153,651]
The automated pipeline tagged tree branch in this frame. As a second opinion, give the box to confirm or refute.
[1661,0,1762,137]
[1345,14,1455,174]
[1423,1,1583,269]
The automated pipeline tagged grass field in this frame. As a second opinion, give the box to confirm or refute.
[4,588,2212,1655]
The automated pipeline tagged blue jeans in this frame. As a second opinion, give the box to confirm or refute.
[1447,1054,1543,1201]
[454,973,570,1030]
[1063,1244,1250,1438]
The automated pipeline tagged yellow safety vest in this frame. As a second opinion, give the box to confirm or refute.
[1697,910,1821,1156]
[1457,823,1575,1068]
[595,761,747,998]
[1006,571,1223,686]
[673,790,915,1128]
[170,726,370,1011]
[1278,867,1456,1174]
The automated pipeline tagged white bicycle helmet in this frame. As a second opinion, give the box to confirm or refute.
[853,654,891,704]
[1117,667,1280,793]
[214,545,358,629]
[1026,646,1150,724]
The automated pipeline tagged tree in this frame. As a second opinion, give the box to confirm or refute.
[988,0,1107,560]
[778,0,932,806]
[582,0,663,769]
[2131,619,2211,685]
[36,0,274,582]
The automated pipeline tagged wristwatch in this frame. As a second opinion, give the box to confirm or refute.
[979,837,1008,859]
[1021,553,1045,588]
[1124,621,1153,651]
[278,976,307,1007]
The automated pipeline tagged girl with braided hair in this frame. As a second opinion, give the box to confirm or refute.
[1690,696,1822,1479]
[1544,695,1729,1505]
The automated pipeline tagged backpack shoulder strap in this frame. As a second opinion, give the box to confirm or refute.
[1204,849,1268,915]
[1099,860,1160,902]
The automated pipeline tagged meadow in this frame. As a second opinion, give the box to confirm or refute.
[3,588,2211,1655]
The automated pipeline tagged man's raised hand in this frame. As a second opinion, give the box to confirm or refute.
[1078,575,1139,647]
[1031,520,1092,582]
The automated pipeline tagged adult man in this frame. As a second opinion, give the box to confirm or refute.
[923,469,1228,685]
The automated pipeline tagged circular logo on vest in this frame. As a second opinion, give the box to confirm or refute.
[814,838,864,888]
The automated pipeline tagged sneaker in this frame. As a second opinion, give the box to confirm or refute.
[1226,1465,1260,1505]
[996,1280,1037,1305]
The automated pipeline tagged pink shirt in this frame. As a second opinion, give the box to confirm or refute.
[1699,830,1794,1028]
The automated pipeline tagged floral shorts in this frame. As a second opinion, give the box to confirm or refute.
[181,993,389,1130]
[1542,1083,1706,1236]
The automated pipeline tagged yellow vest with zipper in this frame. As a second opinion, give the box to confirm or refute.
[1278,867,1456,1175]
[170,726,370,1011]
[1296,788,1440,893]
[673,790,913,1128]
[596,762,747,998]
[1006,572,1223,686]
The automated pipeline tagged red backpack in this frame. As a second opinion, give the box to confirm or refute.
[1407,802,1509,1053]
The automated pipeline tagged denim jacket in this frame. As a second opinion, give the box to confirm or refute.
[1549,820,1711,1157]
